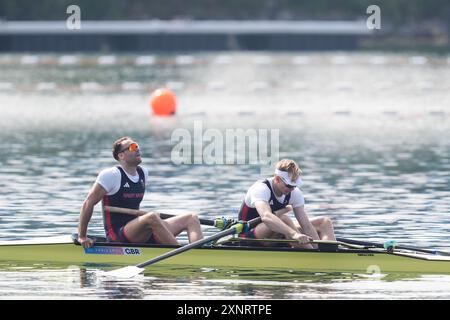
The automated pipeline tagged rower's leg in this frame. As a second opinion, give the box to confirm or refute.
[253,216,312,248]
[253,222,277,239]
[291,217,336,241]
[253,215,298,239]
[278,215,314,249]
[123,212,179,245]
[162,213,204,243]
[278,214,298,231]
[310,217,336,241]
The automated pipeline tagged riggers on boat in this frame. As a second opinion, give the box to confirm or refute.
[0,234,449,275]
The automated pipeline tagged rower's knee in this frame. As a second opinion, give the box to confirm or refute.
[319,216,333,229]
[186,213,200,226]
[142,211,162,227]
[279,215,290,224]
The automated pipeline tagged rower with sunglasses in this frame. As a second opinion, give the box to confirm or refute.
[78,136,203,248]
[238,159,336,248]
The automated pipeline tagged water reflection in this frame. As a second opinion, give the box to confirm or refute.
[1,265,449,299]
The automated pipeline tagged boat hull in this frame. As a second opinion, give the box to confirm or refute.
[1,236,449,275]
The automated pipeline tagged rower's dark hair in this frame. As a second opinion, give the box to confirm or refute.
[112,136,130,160]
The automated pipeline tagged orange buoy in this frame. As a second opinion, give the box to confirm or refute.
[150,88,177,116]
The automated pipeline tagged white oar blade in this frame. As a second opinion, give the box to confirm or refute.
[105,266,145,278]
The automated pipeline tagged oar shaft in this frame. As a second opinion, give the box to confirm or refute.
[337,237,449,256]
[137,217,262,269]
[104,206,216,226]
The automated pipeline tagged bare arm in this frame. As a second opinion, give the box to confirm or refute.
[293,206,320,247]
[254,201,302,239]
[273,205,293,217]
[78,182,107,247]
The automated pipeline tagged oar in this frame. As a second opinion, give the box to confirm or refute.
[104,216,262,278]
[337,237,450,256]
[104,206,233,230]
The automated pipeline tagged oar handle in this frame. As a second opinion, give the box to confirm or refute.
[104,206,216,226]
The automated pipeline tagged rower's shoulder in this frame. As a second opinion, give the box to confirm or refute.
[247,180,271,194]
[137,165,149,173]
[137,165,150,180]
[98,166,121,176]
[95,167,122,184]
[289,187,305,204]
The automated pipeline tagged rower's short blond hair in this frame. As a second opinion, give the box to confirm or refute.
[276,159,302,181]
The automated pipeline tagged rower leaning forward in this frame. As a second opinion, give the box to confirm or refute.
[238,159,336,248]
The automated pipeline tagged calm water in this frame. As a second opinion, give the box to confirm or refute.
[0,52,449,299]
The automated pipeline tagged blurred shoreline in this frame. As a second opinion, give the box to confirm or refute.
[0,20,369,52]
[0,19,448,53]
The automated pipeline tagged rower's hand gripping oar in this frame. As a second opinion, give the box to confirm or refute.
[104,216,262,278]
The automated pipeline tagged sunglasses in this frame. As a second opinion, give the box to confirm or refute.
[119,142,139,153]
[280,177,296,189]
